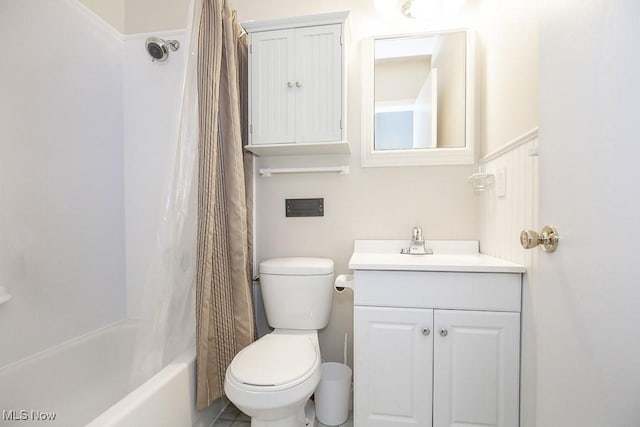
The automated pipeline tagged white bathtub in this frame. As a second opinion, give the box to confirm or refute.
[0,320,221,427]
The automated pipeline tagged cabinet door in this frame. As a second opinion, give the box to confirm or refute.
[250,29,296,144]
[354,306,433,427]
[433,310,520,427]
[294,24,343,143]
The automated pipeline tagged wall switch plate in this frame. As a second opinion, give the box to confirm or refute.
[496,168,507,198]
[285,198,324,217]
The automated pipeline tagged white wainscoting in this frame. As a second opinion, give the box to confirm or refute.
[477,128,538,427]
[478,129,538,264]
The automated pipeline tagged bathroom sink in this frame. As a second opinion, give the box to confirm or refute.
[348,240,525,273]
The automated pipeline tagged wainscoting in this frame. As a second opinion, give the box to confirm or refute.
[477,128,538,427]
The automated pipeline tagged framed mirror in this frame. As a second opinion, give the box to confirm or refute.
[361,29,474,166]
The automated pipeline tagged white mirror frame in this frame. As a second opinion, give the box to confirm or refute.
[361,29,475,167]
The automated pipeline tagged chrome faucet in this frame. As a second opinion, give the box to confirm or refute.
[401,226,433,255]
[412,226,423,243]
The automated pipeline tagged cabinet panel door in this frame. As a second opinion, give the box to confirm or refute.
[354,306,433,427]
[433,310,520,427]
[250,29,296,144]
[294,24,342,143]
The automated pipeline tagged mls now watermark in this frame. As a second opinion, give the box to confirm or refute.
[3,409,57,422]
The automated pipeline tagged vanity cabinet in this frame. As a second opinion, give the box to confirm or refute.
[348,243,525,427]
[355,306,520,427]
[243,12,349,156]
[355,307,434,427]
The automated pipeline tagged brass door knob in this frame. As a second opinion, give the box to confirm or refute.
[520,225,559,252]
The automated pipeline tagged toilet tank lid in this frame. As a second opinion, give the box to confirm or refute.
[260,257,334,275]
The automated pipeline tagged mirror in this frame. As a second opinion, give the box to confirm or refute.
[361,30,474,166]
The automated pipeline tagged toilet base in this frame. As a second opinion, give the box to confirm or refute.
[304,400,317,427]
[250,405,306,427]
[247,400,317,427]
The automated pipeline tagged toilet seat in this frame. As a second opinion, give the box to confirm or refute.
[228,333,320,392]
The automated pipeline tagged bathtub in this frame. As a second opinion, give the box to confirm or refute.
[0,320,221,427]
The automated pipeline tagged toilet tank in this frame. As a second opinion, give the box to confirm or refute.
[259,257,334,330]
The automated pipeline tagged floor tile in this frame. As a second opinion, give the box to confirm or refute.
[214,402,353,427]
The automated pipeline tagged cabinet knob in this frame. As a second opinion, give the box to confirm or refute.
[421,328,431,336]
[439,328,448,337]
[287,82,293,88]
[295,81,302,88]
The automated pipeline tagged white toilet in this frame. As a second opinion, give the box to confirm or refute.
[224,257,335,427]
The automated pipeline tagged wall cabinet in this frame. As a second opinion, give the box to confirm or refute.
[243,12,349,156]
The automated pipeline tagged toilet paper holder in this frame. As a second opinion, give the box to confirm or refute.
[334,274,353,293]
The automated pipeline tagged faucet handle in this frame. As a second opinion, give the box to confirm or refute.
[412,226,423,242]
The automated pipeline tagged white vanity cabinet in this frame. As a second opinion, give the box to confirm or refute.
[349,241,525,427]
[355,306,434,427]
[355,306,520,427]
[243,12,349,156]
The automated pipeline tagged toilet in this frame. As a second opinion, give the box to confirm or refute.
[224,257,335,427]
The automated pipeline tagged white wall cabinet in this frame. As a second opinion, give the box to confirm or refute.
[243,12,349,156]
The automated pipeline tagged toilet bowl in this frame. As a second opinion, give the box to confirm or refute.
[223,257,334,427]
[224,331,321,426]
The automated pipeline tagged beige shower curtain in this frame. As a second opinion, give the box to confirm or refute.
[195,0,255,410]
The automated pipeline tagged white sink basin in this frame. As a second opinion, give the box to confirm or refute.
[348,240,526,273]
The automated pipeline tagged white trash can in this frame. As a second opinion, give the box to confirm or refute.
[315,362,352,426]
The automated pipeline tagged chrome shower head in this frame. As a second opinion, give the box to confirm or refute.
[145,37,180,62]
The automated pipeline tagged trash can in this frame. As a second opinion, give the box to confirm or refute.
[315,362,352,426]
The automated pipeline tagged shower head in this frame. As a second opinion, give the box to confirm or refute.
[145,37,180,62]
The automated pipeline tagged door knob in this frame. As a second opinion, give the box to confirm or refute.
[295,81,302,88]
[520,225,559,252]
[422,328,431,336]
[287,82,293,88]
[439,328,448,337]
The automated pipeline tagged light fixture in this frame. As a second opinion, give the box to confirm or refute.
[401,0,442,19]
[374,0,465,19]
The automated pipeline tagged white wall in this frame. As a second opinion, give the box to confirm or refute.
[79,0,188,34]
[79,0,126,33]
[0,0,126,367]
[124,0,190,34]
[478,135,539,427]
[476,0,538,156]
[123,31,188,318]
[235,0,480,366]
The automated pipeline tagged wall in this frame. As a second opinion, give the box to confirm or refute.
[475,0,538,156]
[235,0,480,366]
[79,0,126,32]
[124,0,190,34]
[79,0,188,34]
[123,31,188,318]
[478,134,539,427]
[0,0,126,367]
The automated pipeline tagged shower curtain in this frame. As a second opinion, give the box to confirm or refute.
[195,0,255,410]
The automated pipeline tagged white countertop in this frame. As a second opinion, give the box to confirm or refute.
[348,240,526,274]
